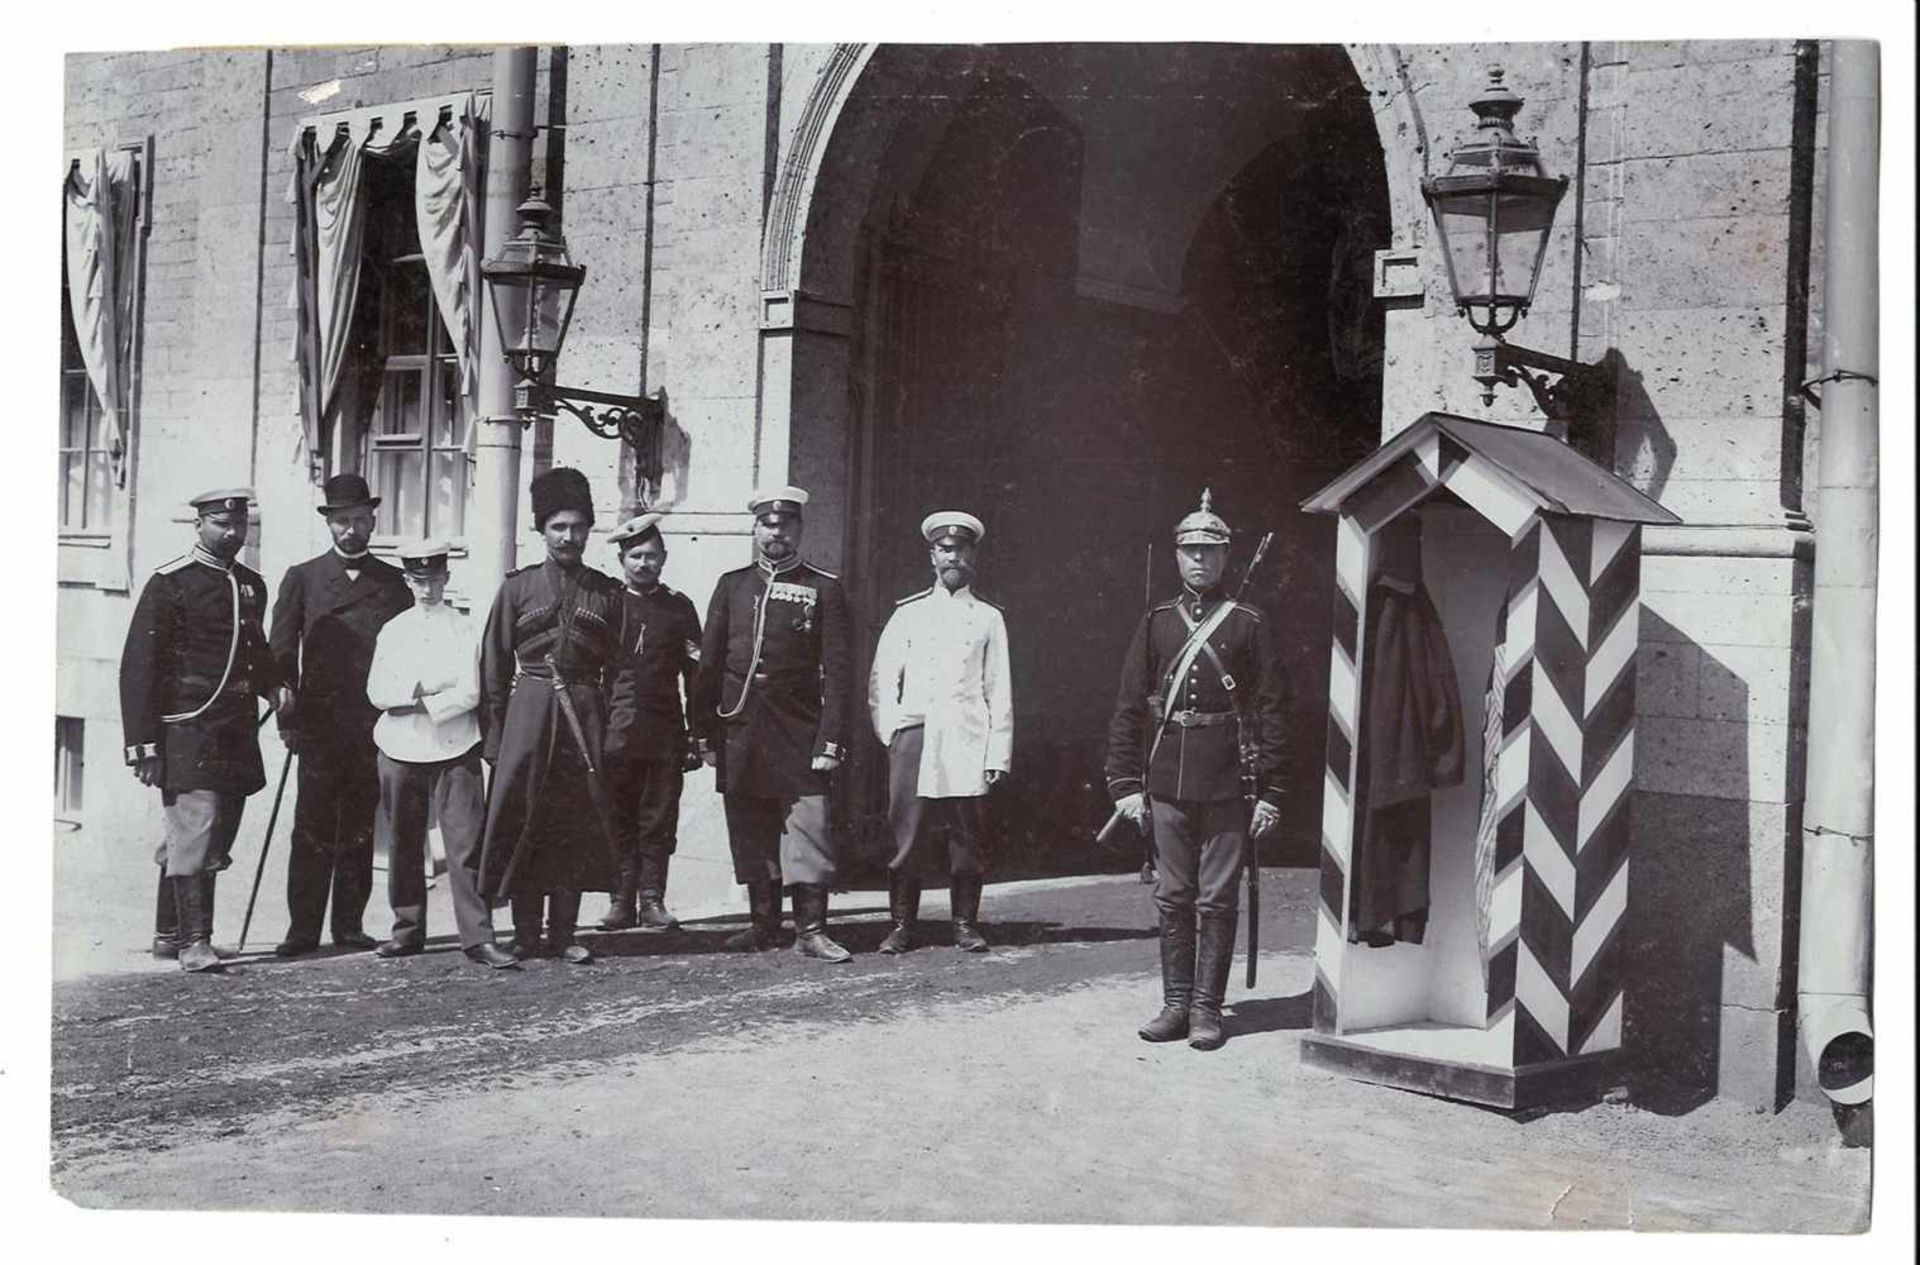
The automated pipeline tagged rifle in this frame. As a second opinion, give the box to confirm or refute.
[1233,531,1274,988]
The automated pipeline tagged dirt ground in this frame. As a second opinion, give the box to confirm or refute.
[46,870,1870,1230]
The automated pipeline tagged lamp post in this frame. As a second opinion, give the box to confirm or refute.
[481,197,668,470]
[1422,68,1606,419]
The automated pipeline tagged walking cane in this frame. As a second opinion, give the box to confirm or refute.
[240,746,294,952]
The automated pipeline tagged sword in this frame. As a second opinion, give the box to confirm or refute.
[239,746,293,952]
[1231,532,1274,989]
[545,654,625,867]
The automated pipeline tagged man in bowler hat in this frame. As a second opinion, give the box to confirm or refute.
[269,474,413,955]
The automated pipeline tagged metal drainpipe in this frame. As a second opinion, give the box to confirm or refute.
[469,46,538,612]
[1796,39,1877,1108]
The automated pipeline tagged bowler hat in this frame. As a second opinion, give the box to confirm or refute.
[316,473,381,515]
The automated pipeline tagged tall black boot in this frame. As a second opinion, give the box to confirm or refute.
[724,882,783,952]
[152,865,180,959]
[172,875,223,973]
[1138,908,1195,1042]
[636,854,680,930]
[510,894,545,959]
[1189,909,1239,1051]
[200,871,232,960]
[599,864,639,930]
[878,870,921,955]
[950,872,989,953]
[550,892,592,964]
[790,884,852,963]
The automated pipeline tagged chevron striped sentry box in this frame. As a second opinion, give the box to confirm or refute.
[1296,413,1680,1110]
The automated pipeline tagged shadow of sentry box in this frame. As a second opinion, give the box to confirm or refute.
[1295,412,1680,1111]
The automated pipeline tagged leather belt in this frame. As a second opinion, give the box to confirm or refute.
[1162,709,1237,729]
[518,665,600,686]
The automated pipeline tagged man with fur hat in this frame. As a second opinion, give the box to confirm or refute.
[475,467,624,964]
[868,510,1013,954]
[1105,490,1290,1051]
[268,473,413,956]
[598,511,703,932]
[120,488,285,972]
[691,485,856,962]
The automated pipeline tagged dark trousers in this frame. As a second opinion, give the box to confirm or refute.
[613,758,684,894]
[886,725,990,878]
[722,793,835,886]
[1149,797,1247,918]
[285,740,379,942]
[376,748,490,950]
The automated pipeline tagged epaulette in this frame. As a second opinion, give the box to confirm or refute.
[894,586,933,607]
[803,562,840,581]
[505,563,538,578]
[1150,597,1180,613]
[973,592,1005,613]
[1228,602,1265,623]
[155,554,193,575]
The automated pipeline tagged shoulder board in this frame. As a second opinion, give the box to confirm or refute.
[1150,598,1180,613]
[506,563,538,578]
[973,592,1005,613]
[894,586,934,607]
[801,562,840,581]
[1226,601,1265,623]
[155,554,194,575]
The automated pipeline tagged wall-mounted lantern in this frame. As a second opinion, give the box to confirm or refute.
[481,197,666,452]
[1422,68,1607,418]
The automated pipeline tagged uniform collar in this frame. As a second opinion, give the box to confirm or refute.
[931,582,971,602]
[1180,583,1223,613]
[189,544,233,572]
[624,580,663,598]
[756,555,801,578]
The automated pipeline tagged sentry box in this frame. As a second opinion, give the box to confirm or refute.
[1297,413,1679,1110]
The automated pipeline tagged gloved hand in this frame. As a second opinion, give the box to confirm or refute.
[1115,792,1148,826]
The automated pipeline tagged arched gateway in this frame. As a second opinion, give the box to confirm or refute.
[763,44,1402,875]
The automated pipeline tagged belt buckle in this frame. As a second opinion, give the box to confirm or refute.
[1170,709,1196,727]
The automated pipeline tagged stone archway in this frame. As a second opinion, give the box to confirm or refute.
[770,44,1402,874]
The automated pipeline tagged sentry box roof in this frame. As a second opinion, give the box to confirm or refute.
[1300,413,1681,528]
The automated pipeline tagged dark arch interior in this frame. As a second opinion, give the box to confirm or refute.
[807,44,1391,877]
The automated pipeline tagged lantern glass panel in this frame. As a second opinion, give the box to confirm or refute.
[1434,191,1496,304]
[1493,189,1558,305]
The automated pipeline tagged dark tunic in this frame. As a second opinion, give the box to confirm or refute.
[476,558,625,897]
[269,550,413,749]
[691,559,853,798]
[119,551,281,795]
[605,582,703,764]
[1104,588,1290,806]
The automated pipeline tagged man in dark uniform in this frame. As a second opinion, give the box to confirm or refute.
[1105,490,1289,1050]
[476,467,624,964]
[692,485,856,963]
[598,512,703,932]
[269,473,413,956]
[119,488,284,973]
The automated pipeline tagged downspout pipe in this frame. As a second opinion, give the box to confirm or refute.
[470,46,538,611]
[1796,39,1877,1108]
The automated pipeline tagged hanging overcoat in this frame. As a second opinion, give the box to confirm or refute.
[475,558,625,897]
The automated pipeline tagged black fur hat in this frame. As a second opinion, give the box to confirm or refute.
[530,466,595,529]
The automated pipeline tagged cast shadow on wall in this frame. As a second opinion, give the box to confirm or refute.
[1620,608,1757,1116]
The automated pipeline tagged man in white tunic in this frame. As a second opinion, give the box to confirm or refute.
[869,511,1013,953]
[364,539,518,968]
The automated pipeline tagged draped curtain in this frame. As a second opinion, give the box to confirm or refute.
[63,147,140,487]
[287,93,489,479]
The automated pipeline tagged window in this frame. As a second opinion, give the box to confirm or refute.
[58,276,113,534]
[363,162,469,540]
[55,716,84,823]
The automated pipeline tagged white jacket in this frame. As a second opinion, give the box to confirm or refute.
[366,603,482,763]
[868,583,1013,798]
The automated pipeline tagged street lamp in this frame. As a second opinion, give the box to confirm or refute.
[481,197,666,453]
[1422,68,1606,417]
